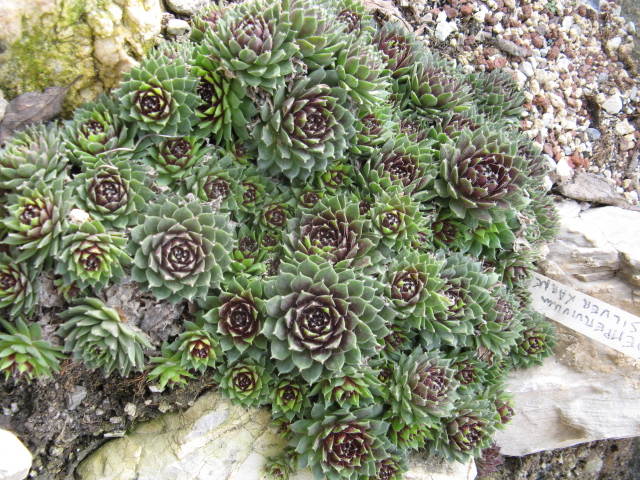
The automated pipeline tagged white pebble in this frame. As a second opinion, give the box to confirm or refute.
[520,61,535,77]
[556,158,574,178]
[615,120,636,136]
[602,94,623,114]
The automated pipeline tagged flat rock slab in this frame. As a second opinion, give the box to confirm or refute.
[76,392,476,480]
[0,429,32,480]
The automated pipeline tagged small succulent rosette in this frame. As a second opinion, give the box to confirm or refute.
[0,253,39,317]
[129,198,234,303]
[214,355,273,408]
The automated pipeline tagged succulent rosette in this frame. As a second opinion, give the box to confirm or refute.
[309,365,382,410]
[172,319,222,372]
[0,318,65,382]
[286,194,380,270]
[510,311,556,368]
[351,105,397,157]
[263,256,391,383]
[331,0,376,37]
[395,60,472,116]
[383,249,449,329]
[527,192,560,244]
[259,192,296,231]
[381,321,416,360]
[226,225,269,277]
[494,250,535,290]
[145,135,210,186]
[434,127,528,225]
[129,198,234,303]
[458,214,518,260]
[180,153,240,212]
[313,159,354,194]
[214,356,273,408]
[190,2,229,42]
[116,44,198,136]
[0,123,68,191]
[430,397,500,463]
[423,107,485,149]
[360,135,438,202]
[0,254,39,317]
[55,220,131,291]
[271,377,311,421]
[476,443,505,476]
[147,343,196,390]
[204,277,267,361]
[292,184,324,212]
[250,69,355,180]
[64,94,138,165]
[192,50,255,144]
[387,349,459,430]
[73,155,152,229]
[202,0,298,90]
[233,168,274,223]
[371,191,425,252]
[445,349,489,395]
[466,69,525,123]
[431,209,464,252]
[369,450,408,480]
[2,178,70,267]
[374,21,420,79]
[265,452,296,480]
[57,297,152,377]
[290,404,389,480]
[473,289,525,356]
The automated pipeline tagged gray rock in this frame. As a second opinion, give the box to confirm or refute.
[65,386,88,411]
[0,90,7,124]
[0,429,31,480]
[555,172,637,209]
[601,94,623,115]
[166,18,191,37]
[165,0,209,16]
[586,127,602,142]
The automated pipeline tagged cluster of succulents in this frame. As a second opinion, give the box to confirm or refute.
[0,0,560,477]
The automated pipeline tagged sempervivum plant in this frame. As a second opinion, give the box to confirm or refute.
[2,178,70,267]
[171,318,222,372]
[250,69,355,180]
[55,220,131,291]
[263,256,391,382]
[466,69,525,123]
[145,135,210,186]
[0,318,65,382]
[291,404,390,480]
[214,356,273,408]
[116,44,199,136]
[0,123,68,191]
[309,365,381,409]
[371,191,425,252]
[0,254,39,317]
[271,377,311,421]
[73,155,152,229]
[181,152,240,212]
[510,311,556,368]
[57,297,152,377]
[129,198,234,303]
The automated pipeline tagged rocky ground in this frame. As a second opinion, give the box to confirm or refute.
[0,0,639,479]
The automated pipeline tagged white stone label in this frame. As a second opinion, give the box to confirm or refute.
[528,272,640,360]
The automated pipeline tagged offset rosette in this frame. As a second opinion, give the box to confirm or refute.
[147,343,196,391]
[129,198,234,303]
[0,254,39,317]
[466,69,525,123]
[202,0,298,90]
[510,311,556,368]
[434,127,528,224]
[172,318,222,373]
[214,356,273,408]
[473,289,525,356]
[55,220,131,291]
[351,105,396,156]
[383,249,449,330]
[3,178,70,267]
[204,277,266,361]
[0,123,67,191]
[73,155,152,229]
[430,397,500,463]
[250,69,355,180]
[263,256,391,383]
[145,136,210,186]
[64,94,137,165]
[116,44,198,136]
[192,50,255,144]
[312,159,354,194]
[331,0,376,37]
[309,365,382,409]
[190,2,229,43]
[270,377,311,421]
[395,60,472,116]
[232,168,274,223]
[286,194,379,270]
[0,318,64,382]
[374,21,421,79]
[290,404,389,480]
[371,191,425,252]
[359,135,438,201]
[387,349,459,430]
[180,153,239,213]
[57,297,152,377]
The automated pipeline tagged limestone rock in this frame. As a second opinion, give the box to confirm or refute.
[0,429,32,480]
[0,0,163,114]
[495,200,640,456]
[165,0,209,16]
[0,89,7,123]
[76,392,477,480]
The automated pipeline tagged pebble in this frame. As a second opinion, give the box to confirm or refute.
[65,386,87,411]
[520,61,535,77]
[556,158,574,178]
[606,37,622,53]
[124,403,137,417]
[109,416,123,424]
[166,18,191,37]
[164,0,208,16]
[615,120,636,136]
[435,19,457,42]
[0,89,7,123]
[601,94,623,115]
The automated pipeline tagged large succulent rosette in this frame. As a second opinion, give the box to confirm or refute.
[202,0,298,90]
[55,220,131,291]
[116,44,198,136]
[285,194,380,270]
[263,256,391,383]
[64,95,138,166]
[57,297,152,377]
[128,198,234,303]
[0,254,39,317]
[250,69,355,180]
[0,123,68,191]
[2,178,70,268]
[72,155,152,229]
[434,127,529,225]
[290,404,390,480]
